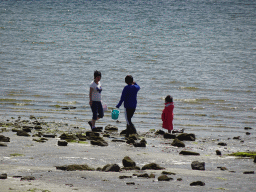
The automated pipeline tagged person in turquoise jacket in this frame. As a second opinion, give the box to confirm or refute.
[116,75,140,137]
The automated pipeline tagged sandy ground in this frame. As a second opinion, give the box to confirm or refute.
[0,119,255,192]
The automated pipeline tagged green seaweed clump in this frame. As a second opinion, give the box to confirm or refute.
[228,152,256,158]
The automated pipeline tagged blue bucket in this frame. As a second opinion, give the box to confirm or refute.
[111,109,120,120]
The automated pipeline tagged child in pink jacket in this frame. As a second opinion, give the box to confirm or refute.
[161,95,174,133]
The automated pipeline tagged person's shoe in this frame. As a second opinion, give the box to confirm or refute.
[88,121,93,130]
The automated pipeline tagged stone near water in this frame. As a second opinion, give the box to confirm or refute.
[56,164,94,171]
[0,173,7,179]
[122,156,136,167]
[105,124,118,131]
[171,138,185,147]
[163,133,176,139]
[0,142,7,147]
[21,176,35,181]
[216,150,222,156]
[0,135,10,142]
[142,163,164,170]
[102,164,120,172]
[177,133,195,141]
[191,161,205,170]
[17,130,30,137]
[58,140,68,146]
[190,181,205,186]
[179,151,200,156]
[218,142,227,146]
[158,175,173,181]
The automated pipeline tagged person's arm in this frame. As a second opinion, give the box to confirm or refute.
[89,87,93,106]
[133,82,140,91]
[116,87,127,108]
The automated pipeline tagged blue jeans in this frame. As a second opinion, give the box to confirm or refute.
[91,101,104,120]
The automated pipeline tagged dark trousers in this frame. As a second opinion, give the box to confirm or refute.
[125,108,137,135]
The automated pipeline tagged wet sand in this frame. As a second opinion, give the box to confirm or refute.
[0,117,255,192]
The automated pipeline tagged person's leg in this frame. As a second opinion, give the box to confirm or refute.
[90,101,98,129]
[125,108,136,136]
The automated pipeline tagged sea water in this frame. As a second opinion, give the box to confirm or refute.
[0,0,255,137]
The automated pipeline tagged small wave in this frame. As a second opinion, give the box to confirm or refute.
[179,87,200,91]
[31,41,55,45]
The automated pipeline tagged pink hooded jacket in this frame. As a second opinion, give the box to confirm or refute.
[161,102,174,131]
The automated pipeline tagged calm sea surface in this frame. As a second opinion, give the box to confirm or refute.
[0,0,255,137]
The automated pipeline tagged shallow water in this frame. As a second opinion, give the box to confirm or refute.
[0,0,255,138]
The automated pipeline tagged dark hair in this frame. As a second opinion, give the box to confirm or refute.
[165,95,173,103]
[94,70,101,79]
[125,75,133,84]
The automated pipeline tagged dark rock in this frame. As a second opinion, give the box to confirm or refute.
[149,173,155,178]
[0,173,7,179]
[218,142,227,146]
[254,156,256,163]
[126,182,135,185]
[155,130,165,135]
[21,176,35,181]
[91,140,108,146]
[122,156,136,167]
[56,164,95,171]
[112,139,126,142]
[126,138,135,144]
[233,136,241,140]
[92,127,103,132]
[17,130,30,137]
[43,134,56,138]
[0,142,7,147]
[33,138,48,143]
[102,164,120,172]
[158,175,173,181]
[177,133,195,141]
[163,133,176,139]
[127,134,138,140]
[246,132,251,135]
[216,150,221,156]
[171,138,185,147]
[22,126,32,132]
[218,167,228,171]
[105,124,118,131]
[190,181,205,186]
[34,125,42,130]
[177,178,182,181]
[137,173,149,178]
[244,127,252,130]
[58,140,68,146]
[162,171,176,175]
[142,163,164,170]
[243,171,254,174]
[191,161,205,170]
[0,135,10,142]
[96,167,102,171]
[119,175,132,179]
[121,166,140,170]
[76,134,87,141]
[59,133,76,141]
[133,138,147,147]
[103,133,110,137]
[12,128,21,132]
[180,151,200,156]
[120,129,127,135]
[86,131,100,138]
[32,132,43,137]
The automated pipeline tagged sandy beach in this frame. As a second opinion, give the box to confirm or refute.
[0,116,255,192]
